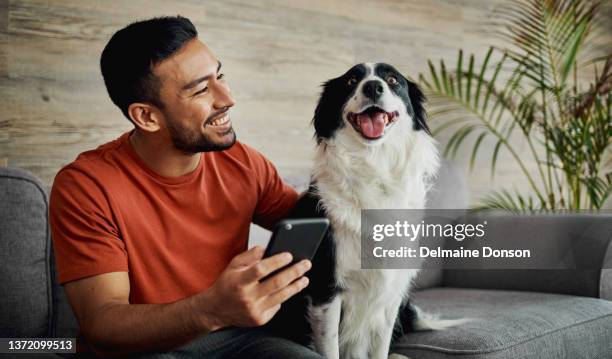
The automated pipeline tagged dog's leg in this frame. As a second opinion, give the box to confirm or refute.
[338,298,370,359]
[371,319,399,359]
[342,338,369,359]
[339,304,394,359]
[308,296,341,359]
[370,295,404,359]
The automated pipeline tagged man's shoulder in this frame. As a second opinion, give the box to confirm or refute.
[52,133,129,191]
[216,140,269,168]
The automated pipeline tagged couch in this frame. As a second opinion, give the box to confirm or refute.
[1,165,611,359]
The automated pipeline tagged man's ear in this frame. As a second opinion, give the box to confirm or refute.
[405,78,431,135]
[128,102,162,132]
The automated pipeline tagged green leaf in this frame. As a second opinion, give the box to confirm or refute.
[491,139,503,179]
[451,125,476,158]
[560,21,587,87]
[431,116,473,136]
[427,60,442,92]
[469,132,487,171]
[466,54,475,105]
[441,60,451,96]
[474,47,494,109]
[457,49,463,100]
[481,54,507,117]
[444,125,475,158]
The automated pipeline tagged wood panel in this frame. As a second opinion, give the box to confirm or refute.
[0,0,609,206]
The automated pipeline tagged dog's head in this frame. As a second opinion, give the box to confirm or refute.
[313,63,429,146]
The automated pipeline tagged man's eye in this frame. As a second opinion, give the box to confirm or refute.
[217,73,225,80]
[194,87,209,96]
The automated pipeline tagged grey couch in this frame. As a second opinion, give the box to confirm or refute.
[2,165,612,359]
[0,167,79,358]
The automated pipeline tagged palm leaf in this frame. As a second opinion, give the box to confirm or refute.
[469,132,488,171]
[494,0,602,94]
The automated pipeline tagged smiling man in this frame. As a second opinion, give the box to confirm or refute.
[49,16,321,358]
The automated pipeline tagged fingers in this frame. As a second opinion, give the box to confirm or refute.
[257,304,282,326]
[257,260,311,295]
[243,252,295,282]
[260,276,309,310]
[230,246,265,267]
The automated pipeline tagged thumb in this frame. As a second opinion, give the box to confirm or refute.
[230,246,265,267]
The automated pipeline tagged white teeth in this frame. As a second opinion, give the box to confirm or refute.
[209,115,229,127]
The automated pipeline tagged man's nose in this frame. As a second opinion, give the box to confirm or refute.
[213,83,236,109]
[362,80,384,101]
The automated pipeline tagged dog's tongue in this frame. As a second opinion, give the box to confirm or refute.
[358,112,386,138]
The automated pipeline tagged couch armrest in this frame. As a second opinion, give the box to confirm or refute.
[600,238,612,300]
[441,213,612,299]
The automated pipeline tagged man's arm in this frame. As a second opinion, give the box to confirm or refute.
[65,272,205,357]
[65,246,311,357]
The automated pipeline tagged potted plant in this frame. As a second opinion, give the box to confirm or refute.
[419,0,611,210]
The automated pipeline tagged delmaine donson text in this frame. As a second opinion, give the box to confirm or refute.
[370,220,531,258]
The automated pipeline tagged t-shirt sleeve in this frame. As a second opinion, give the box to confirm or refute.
[248,147,299,231]
[49,166,128,285]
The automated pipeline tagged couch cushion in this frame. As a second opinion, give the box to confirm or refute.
[392,288,612,359]
[0,167,53,337]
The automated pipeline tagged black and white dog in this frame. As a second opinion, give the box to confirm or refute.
[269,63,460,359]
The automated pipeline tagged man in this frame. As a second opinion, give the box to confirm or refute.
[50,16,321,358]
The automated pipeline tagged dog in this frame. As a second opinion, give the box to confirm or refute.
[268,63,461,359]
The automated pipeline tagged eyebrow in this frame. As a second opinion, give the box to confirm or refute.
[181,61,222,91]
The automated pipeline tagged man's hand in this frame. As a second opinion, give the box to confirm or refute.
[200,246,311,329]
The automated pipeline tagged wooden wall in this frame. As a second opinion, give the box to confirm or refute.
[0,0,610,205]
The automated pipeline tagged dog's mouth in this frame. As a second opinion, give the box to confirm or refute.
[347,106,399,140]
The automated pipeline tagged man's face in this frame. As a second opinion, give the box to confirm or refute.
[152,39,236,152]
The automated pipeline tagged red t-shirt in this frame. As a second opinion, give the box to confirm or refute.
[50,131,298,304]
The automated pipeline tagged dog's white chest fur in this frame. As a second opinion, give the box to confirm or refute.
[309,129,438,358]
[313,129,437,275]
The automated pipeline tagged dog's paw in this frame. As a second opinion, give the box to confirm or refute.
[388,354,412,359]
[413,316,472,331]
[411,305,473,331]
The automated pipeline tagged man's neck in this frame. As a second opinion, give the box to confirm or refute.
[129,130,201,178]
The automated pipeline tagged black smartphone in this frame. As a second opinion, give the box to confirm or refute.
[261,218,330,279]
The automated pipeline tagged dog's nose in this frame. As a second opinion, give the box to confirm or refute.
[362,80,384,101]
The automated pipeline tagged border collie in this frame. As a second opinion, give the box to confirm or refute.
[269,63,458,359]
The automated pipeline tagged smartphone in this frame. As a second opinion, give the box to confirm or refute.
[262,218,330,279]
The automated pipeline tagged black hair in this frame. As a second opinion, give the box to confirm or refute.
[100,16,198,121]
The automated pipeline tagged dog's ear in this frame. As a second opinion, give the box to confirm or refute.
[405,78,431,135]
[312,77,345,143]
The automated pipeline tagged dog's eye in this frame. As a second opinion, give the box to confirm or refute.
[347,77,357,86]
[387,76,398,85]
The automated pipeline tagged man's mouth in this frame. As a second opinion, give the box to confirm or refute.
[206,113,231,129]
[347,106,399,140]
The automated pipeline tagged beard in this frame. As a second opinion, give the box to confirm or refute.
[165,110,236,153]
